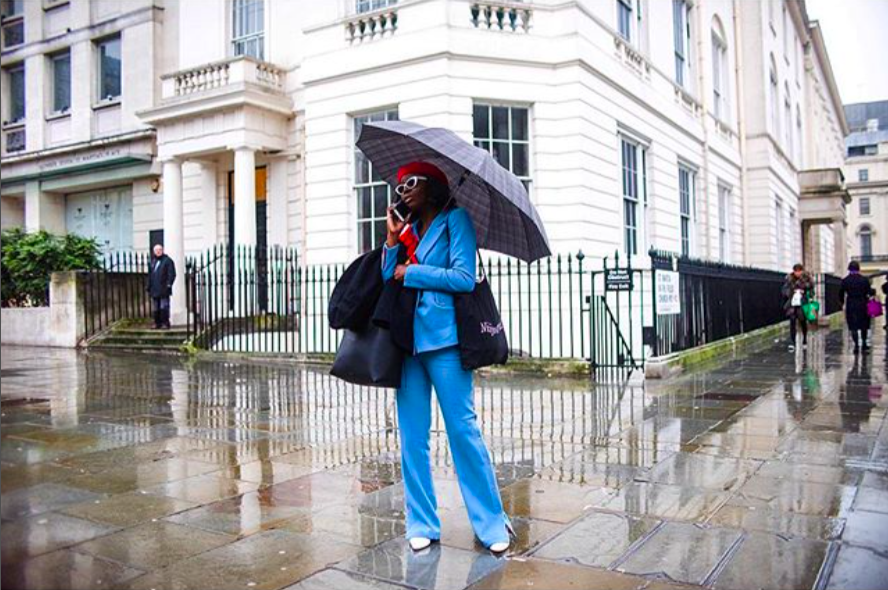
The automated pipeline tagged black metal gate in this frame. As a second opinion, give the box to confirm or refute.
[585,251,648,373]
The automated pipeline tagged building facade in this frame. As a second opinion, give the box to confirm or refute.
[844,100,888,280]
[1,0,850,323]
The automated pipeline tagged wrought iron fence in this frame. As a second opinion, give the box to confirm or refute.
[186,244,301,353]
[648,249,844,357]
[82,251,153,340]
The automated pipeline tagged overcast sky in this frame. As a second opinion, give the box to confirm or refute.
[806,0,888,106]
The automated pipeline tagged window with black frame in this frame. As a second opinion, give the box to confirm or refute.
[472,103,531,194]
[354,109,399,253]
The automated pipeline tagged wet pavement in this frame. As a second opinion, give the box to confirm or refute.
[1,325,886,590]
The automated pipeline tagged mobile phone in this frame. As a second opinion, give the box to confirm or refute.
[392,199,412,222]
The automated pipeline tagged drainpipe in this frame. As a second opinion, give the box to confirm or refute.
[732,0,750,266]
[694,0,713,259]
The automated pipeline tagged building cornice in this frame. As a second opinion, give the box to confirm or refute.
[807,21,849,136]
[0,129,155,166]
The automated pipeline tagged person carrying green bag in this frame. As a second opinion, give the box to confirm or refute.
[802,292,820,322]
[782,263,815,351]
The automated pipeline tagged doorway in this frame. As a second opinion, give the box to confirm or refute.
[227,167,268,311]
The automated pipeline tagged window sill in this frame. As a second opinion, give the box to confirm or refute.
[92,99,121,111]
[45,111,71,121]
[0,14,23,24]
[1,120,25,131]
[43,0,70,10]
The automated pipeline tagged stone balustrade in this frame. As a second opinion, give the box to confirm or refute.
[345,8,398,43]
[161,56,286,100]
[470,2,532,33]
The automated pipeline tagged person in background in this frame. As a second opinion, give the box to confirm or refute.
[146,244,176,330]
[839,260,872,354]
[782,263,814,351]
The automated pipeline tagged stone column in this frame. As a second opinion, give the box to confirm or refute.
[162,157,186,326]
[232,147,257,316]
[833,220,848,276]
[25,181,64,234]
[233,147,257,247]
[198,161,219,250]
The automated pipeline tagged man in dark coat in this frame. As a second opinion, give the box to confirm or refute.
[839,260,871,353]
[147,244,176,329]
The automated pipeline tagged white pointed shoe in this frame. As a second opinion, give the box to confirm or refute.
[409,537,432,551]
[489,541,510,554]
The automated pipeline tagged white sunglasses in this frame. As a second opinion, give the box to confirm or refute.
[395,175,427,196]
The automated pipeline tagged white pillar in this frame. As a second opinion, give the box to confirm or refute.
[199,161,219,250]
[233,147,257,247]
[162,158,186,326]
[25,181,65,234]
[833,220,848,276]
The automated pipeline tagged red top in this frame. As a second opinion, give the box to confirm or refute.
[399,225,419,264]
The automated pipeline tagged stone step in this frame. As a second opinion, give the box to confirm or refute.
[89,342,186,352]
[99,336,188,347]
[105,331,188,341]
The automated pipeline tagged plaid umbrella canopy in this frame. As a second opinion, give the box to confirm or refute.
[356,120,551,263]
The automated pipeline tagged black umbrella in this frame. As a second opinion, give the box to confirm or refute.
[356,120,551,262]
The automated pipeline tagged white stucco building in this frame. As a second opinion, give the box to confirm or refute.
[843,100,888,281]
[1,0,851,323]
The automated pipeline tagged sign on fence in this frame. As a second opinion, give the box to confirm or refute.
[655,270,681,315]
[605,269,633,292]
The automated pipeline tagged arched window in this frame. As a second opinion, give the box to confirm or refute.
[711,17,729,122]
[769,55,779,137]
[859,225,873,258]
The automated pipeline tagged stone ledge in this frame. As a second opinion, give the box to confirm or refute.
[644,312,844,379]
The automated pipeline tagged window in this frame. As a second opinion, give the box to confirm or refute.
[1,0,24,49]
[795,105,802,163]
[859,197,871,215]
[859,225,872,258]
[784,84,792,154]
[775,198,784,259]
[782,5,789,58]
[5,63,25,123]
[848,144,878,157]
[617,0,633,41]
[354,109,399,253]
[51,52,70,114]
[859,169,869,182]
[769,56,779,138]
[356,0,397,13]
[789,208,797,258]
[673,0,691,88]
[619,137,647,256]
[232,0,264,60]
[711,19,728,121]
[678,165,695,257]
[473,103,531,193]
[718,184,731,262]
[96,37,121,102]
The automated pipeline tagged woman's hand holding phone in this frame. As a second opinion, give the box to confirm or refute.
[386,206,406,247]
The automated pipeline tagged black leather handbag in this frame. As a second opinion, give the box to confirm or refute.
[330,324,403,388]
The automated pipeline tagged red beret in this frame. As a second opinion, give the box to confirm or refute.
[397,161,449,186]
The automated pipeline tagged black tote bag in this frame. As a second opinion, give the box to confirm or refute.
[454,271,509,371]
[330,324,403,388]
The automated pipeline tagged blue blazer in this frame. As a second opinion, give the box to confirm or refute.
[382,207,477,354]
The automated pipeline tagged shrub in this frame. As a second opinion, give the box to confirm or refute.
[1,229,102,307]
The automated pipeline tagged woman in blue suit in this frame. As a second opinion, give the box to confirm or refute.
[382,161,511,554]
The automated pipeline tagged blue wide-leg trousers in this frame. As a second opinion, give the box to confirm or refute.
[396,346,509,547]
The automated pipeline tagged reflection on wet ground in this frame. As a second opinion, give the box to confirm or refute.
[1,326,886,590]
